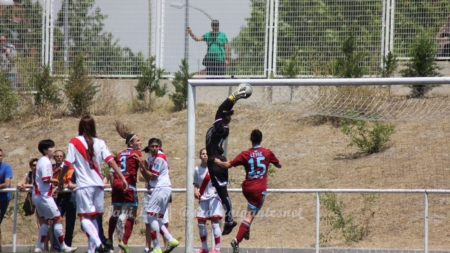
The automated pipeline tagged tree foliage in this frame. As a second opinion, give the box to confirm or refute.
[64,53,99,116]
[399,32,441,98]
[231,0,450,76]
[331,34,368,78]
[0,71,18,122]
[53,0,145,75]
[34,66,62,116]
[134,57,167,111]
[169,58,195,112]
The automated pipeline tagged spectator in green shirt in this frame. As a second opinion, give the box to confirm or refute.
[187,20,231,76]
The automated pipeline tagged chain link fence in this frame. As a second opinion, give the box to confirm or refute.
[2,0,450,80]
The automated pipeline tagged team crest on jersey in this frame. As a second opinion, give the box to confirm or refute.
[153,163,159,170]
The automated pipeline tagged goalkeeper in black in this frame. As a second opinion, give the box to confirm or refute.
[206,86,249,235]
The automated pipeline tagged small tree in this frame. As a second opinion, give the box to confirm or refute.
[64,53,99,117]
[332,34,368,78]
[279,53,302,102]
[169,58,195,111]
[380,51,398,78]
[134,57,167,111]
[400,32,441,98]
[0,71,18,122]
[34,66,62,116]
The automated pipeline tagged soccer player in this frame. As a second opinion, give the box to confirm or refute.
[107,121,143,253]
[206,86,250,235]
[57,115,128,253]
[134,138,179,253]
[32,139,77,253]
[214,129,282,253]
[194,148,222,253]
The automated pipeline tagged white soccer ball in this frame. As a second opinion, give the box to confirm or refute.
[238,83,253,98]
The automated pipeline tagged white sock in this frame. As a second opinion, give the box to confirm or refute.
[54,223,68,249]
[198,223,208,250]
[212,223,221,250]
[148,215,161,250]
[36,224,49,249]
[160,224,174,242]
[81,219,102,247]
[87,236,97,253]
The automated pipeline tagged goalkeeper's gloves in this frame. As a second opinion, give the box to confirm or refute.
[228,86,248,102]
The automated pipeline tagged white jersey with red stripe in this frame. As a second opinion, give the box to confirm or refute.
[33,156,53,196]
[193,164,216,200]
[145,150,171,188]
[64,136,114,188]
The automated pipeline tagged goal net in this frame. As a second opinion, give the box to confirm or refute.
[185,78,450,252]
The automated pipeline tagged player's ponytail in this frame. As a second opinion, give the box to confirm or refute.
[114,120,136,146]
[78,115,97,158]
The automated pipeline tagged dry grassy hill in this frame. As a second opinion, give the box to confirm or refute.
[1,103,450,249]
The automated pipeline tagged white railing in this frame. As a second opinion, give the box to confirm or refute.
[1,187,449,253]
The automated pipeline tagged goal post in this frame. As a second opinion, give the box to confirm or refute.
[185,77,450,253]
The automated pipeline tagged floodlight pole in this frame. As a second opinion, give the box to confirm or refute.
[184,0,189,60]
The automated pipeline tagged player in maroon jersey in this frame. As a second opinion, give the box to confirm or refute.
[108,121,143,253]
[214,129,281,253]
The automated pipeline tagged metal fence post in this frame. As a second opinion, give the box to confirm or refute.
[316,192,320,253]
[424,192,428,253]
[12,189,18,253]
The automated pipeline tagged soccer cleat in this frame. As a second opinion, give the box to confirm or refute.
[162,239,179,253]
[103,239,114,253]
[144,248,153,253]
[244,230,250,240]
[230,239,239,253]
[61,246,78,252]
[194,249,209,253]
[210,249,221,253]
[151,248,163,253]
[118,242,130,253]
[95,244,109,253]
[34,248,43,253]
[222,221,237,235]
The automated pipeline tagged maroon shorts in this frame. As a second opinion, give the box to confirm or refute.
[111,185,138,207]
[242,184,266,211]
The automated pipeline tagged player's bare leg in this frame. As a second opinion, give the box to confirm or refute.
[231,208,258,253]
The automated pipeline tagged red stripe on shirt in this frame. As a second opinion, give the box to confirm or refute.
[104,155,114,163]
[198,171,211,198]
[70,137,103,180]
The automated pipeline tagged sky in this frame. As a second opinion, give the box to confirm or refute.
[48,0,253,73]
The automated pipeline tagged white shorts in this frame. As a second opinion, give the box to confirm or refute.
[76,186,104,216]
[32,194,61,220]
[144,187,171,219]
[196,196,223,220]
[141,196,170,224]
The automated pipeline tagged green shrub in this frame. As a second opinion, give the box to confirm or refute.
[134,56,167,111]
[64,53,99,116]
[320,192,376,246]
[34,66,62,116]
[341,112,395,154]
[0,71,18,122]
[169,58,195,111]
[399,32,441,98]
